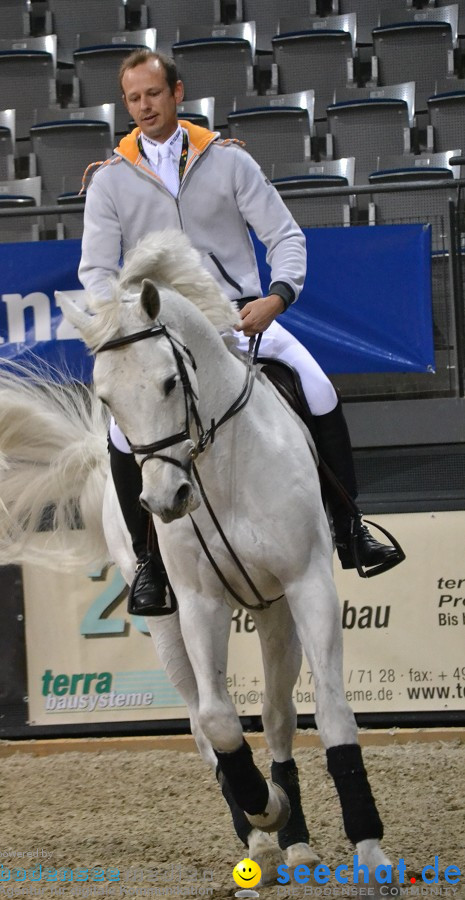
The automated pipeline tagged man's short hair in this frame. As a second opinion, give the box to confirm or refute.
[119,50,180,95]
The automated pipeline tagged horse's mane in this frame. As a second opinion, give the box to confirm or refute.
[87,230,240,351]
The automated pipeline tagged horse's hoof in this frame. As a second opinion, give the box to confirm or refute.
[246,781,290,833]
[283,842,321,870]
[248,830,284,886]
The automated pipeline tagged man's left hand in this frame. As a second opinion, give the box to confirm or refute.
[235,294,285,337]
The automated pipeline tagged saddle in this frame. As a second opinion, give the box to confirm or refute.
[258,358,317,440]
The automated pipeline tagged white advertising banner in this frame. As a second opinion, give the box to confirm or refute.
[23,511,465,727]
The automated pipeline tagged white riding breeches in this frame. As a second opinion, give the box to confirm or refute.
[109,319,338,454]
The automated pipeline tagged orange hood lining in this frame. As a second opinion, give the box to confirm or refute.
[116,119,219,165]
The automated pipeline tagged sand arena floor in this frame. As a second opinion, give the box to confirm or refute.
[0,736,464,898]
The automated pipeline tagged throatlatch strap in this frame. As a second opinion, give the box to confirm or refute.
[327,744,383,845]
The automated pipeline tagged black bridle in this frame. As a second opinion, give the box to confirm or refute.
[99,322,258,467]
[98,322,280,610]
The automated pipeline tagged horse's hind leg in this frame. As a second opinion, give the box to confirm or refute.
[253,601,320,874]
[286,562,391,880]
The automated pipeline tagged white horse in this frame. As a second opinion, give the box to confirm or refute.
[0,231,397,894]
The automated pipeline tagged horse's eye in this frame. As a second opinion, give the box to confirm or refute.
[164,375,177,396]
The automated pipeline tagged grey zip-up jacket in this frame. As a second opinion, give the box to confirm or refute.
[79,120,307,307]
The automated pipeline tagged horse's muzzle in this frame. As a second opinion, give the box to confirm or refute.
[141,478,200,523]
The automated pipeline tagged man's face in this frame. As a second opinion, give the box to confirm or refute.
[122,59,184,142]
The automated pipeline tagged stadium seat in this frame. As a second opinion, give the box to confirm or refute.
[30,107,114,203]
[0,108,15,180]
[435,0,465,37]
[228,91,315,177]
[368,155,459,251]
[326,94,413,185]
[56,188,85,240]
[375,149,463,178]
[48,0,126,64]
[336,0,414,45]
[0,38,58,140]
[173,23,256,128]
[139,0,220,54]
[0,175,41,242]
[333,80,416,127]
[33,103,115,145]
[0,1,30,40]
[378,1,460,50]
[0,33,57,66]
[427,84,465,151]
[372,17,457,112]
[271,14,357,121]
[272,157,355,227]
[241,0,311,52]
[74,30,156,134]
[28,1,53,38]
[177,98,215,130]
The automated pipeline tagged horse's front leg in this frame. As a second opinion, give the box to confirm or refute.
[145,612,217,769]
[247,600,320,882]
[285,555,394,887]
[178,592,289,833]
[254,601,320,861]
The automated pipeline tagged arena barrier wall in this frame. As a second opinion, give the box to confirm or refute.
[0,510,464,735]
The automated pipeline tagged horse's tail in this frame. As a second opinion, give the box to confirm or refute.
[0,362,110,572]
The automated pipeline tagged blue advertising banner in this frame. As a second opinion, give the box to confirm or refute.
[0,225,434,378]
[253,223,434,373]
[0,239,93,381]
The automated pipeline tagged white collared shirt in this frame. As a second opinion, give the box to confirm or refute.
[140,126,183,176]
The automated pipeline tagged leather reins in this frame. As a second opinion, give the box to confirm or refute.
[98,323,281,609]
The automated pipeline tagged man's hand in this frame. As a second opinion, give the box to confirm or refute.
[235,294,285,337]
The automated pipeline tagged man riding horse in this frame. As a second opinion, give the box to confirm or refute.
[78,49,402,616]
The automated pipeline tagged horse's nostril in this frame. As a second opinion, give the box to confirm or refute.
[176,483,191,505]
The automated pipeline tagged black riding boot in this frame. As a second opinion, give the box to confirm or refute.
[312,400,398,571]
[108,436,173,615]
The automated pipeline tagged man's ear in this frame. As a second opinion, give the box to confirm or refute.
[175,80,185,104]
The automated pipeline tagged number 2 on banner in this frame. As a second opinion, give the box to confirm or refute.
[81,568,128,635]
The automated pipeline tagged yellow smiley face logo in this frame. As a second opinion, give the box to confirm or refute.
[232,858,261,888]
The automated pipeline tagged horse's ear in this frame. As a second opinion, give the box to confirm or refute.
[140,279,161,321]
[55,290,95,345]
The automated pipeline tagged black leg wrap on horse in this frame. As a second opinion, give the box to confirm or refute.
[216,765,253,847]
[327,744,383,845]
[215,740,269,816]
[271,759,309,850]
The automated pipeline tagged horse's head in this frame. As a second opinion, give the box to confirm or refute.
[58,229,240,523]
[57,278,202,523]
